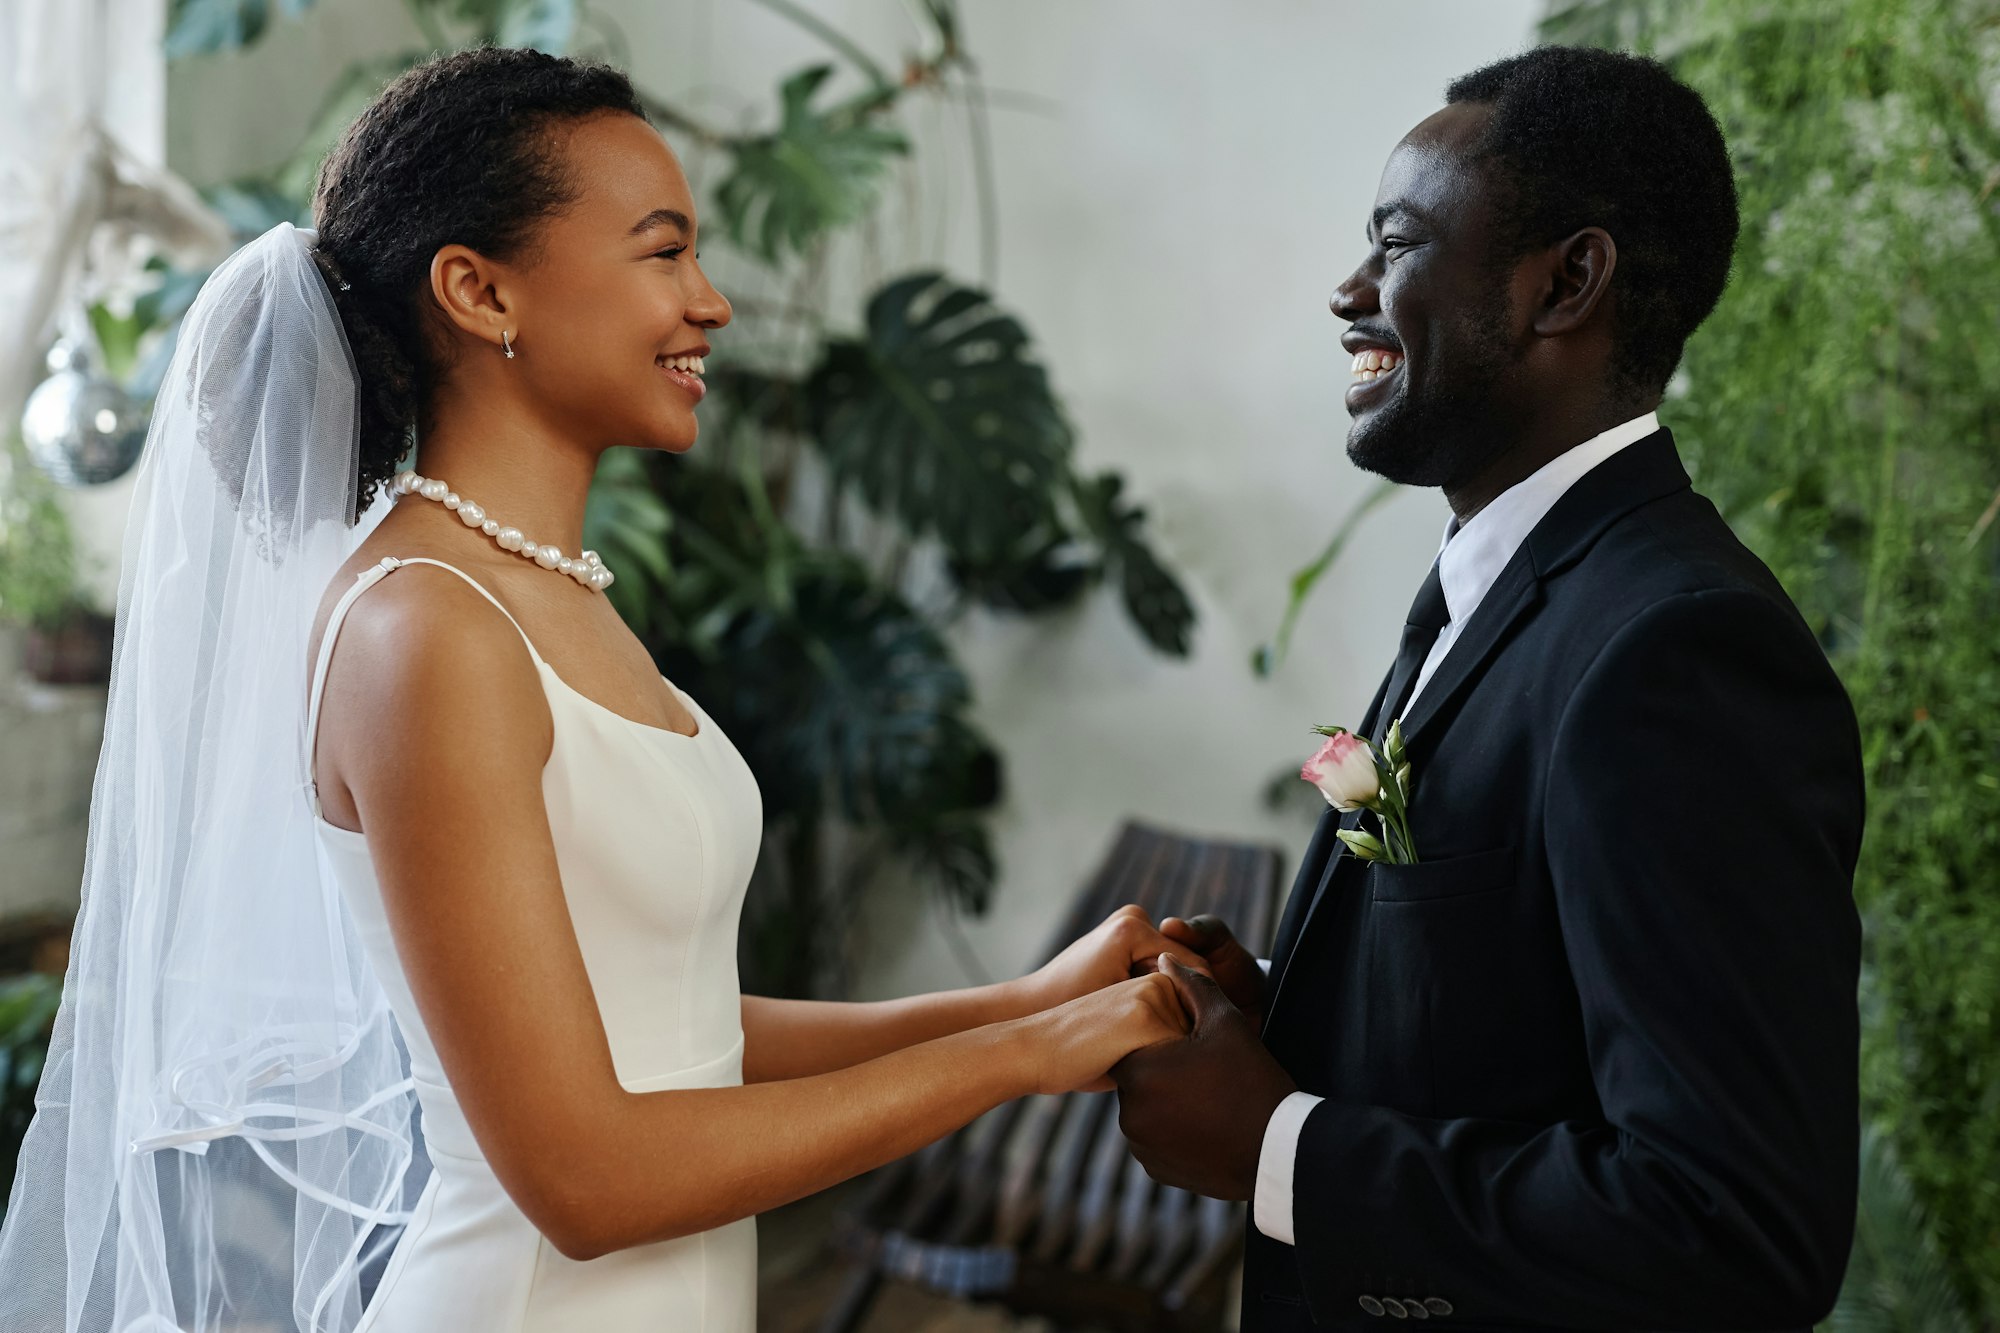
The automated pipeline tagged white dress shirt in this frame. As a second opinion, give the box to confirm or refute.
[1251,410,1662,1246]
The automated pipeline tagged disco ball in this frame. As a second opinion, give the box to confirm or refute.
[20,338,149,486]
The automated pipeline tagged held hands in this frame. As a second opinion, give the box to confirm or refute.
[1111,956,1296,1201]
[1158,913,1267,1025]
[1021,971,1190,1095]
[1019,904,1211,1014]
[1011,905,1294,1192]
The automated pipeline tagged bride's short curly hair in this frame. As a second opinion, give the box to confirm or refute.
[308,47,647,516]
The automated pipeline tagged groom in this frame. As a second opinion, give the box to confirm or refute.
[1113,46,1864,1331]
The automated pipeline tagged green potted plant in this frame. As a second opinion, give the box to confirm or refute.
[0,438,107,687]
[0,972,63,1223]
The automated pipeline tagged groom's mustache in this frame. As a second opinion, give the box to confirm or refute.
[1342,323,1401,354]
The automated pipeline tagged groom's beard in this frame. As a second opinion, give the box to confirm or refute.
[1346,308,1519,490]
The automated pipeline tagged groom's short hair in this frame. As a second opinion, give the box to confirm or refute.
[1446,46,1739,396]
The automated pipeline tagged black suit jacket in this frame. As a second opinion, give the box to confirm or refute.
[1243,430,1865,1332]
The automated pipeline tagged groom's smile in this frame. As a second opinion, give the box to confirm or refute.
[1343,341,1404,409]
[1331,101,1529,498]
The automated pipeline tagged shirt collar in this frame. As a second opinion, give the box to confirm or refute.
[1433,411,1661,626]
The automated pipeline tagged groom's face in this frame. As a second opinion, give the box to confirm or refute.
[1333,102,1529,488]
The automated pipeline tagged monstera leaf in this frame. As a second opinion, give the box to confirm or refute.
[892,814,998,916]
[429,0,578,52]
[165,0,317,58]
[582,449,675,633]
[274,53,427,202]
[709,563,998,830]
[946,531,1094,616]
[1070,471,1196,657]
[715,65,909,265]
[806,272,1073,567]
[703,366,811,447]
[202,179,310,237]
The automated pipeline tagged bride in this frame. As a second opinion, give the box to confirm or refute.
[0,45,1196,1333]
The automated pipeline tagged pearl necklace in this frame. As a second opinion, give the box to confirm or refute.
[392,471,615,592]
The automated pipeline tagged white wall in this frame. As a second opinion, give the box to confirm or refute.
[155,0,1542,994]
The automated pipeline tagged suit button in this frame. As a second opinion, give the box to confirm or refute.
[1359,1295,1386,1317]
[1405,1298,1430,1319]
[1424,1297,1454,1317]
[1382,1297,1409,1318]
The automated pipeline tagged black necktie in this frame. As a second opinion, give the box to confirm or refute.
[1372,561,1451,743]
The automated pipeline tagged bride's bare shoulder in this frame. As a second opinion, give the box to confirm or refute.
[308,540,556,829]
[311,539,552,753]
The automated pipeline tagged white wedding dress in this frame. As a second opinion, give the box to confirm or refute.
[305,554,763,1332]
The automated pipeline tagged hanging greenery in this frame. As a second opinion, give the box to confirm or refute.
[1534,0,2000,1320]
[130,0,1195,1000]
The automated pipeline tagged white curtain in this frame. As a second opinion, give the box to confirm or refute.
[0,0,227,431]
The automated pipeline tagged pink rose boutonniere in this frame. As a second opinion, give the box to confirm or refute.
[1299,718,1418,864]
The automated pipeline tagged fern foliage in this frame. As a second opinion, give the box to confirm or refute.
[1543,0,2000,1320]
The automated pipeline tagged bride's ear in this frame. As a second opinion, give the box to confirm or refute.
[429,243,515,354]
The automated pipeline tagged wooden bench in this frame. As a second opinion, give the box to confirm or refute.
[816,821,1284,1333]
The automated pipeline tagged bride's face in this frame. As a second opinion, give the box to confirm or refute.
[499,112,731,455]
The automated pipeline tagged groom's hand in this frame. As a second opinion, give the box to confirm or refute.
[1158,914,1266,1025]
[1111,956,1296,1201]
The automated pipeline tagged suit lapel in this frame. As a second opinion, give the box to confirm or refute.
[1262,658,1393,967]
[1261,562,1545,1024]
[1395,548,1542,742]
[1260,661,1398,1017]
[1264,808,1339,974]
[1262,807,1360,1022]
[1260,429,1695,1031]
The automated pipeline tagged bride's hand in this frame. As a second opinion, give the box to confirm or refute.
[1015,969,1191,1096]
[1018,905,1211,1013]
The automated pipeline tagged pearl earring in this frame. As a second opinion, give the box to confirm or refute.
[502,330,515,359]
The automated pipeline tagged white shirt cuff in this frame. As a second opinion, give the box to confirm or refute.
[1256,956,1271,976]
[1254,1091,1324,1245]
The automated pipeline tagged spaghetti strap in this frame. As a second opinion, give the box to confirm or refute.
[305,556,542,817]
[377,557,543,660]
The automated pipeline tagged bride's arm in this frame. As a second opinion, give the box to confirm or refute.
[740,906,1208,1082]
[317,575,1188,1262]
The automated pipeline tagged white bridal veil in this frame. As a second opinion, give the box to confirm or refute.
[0,221,418,1332]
